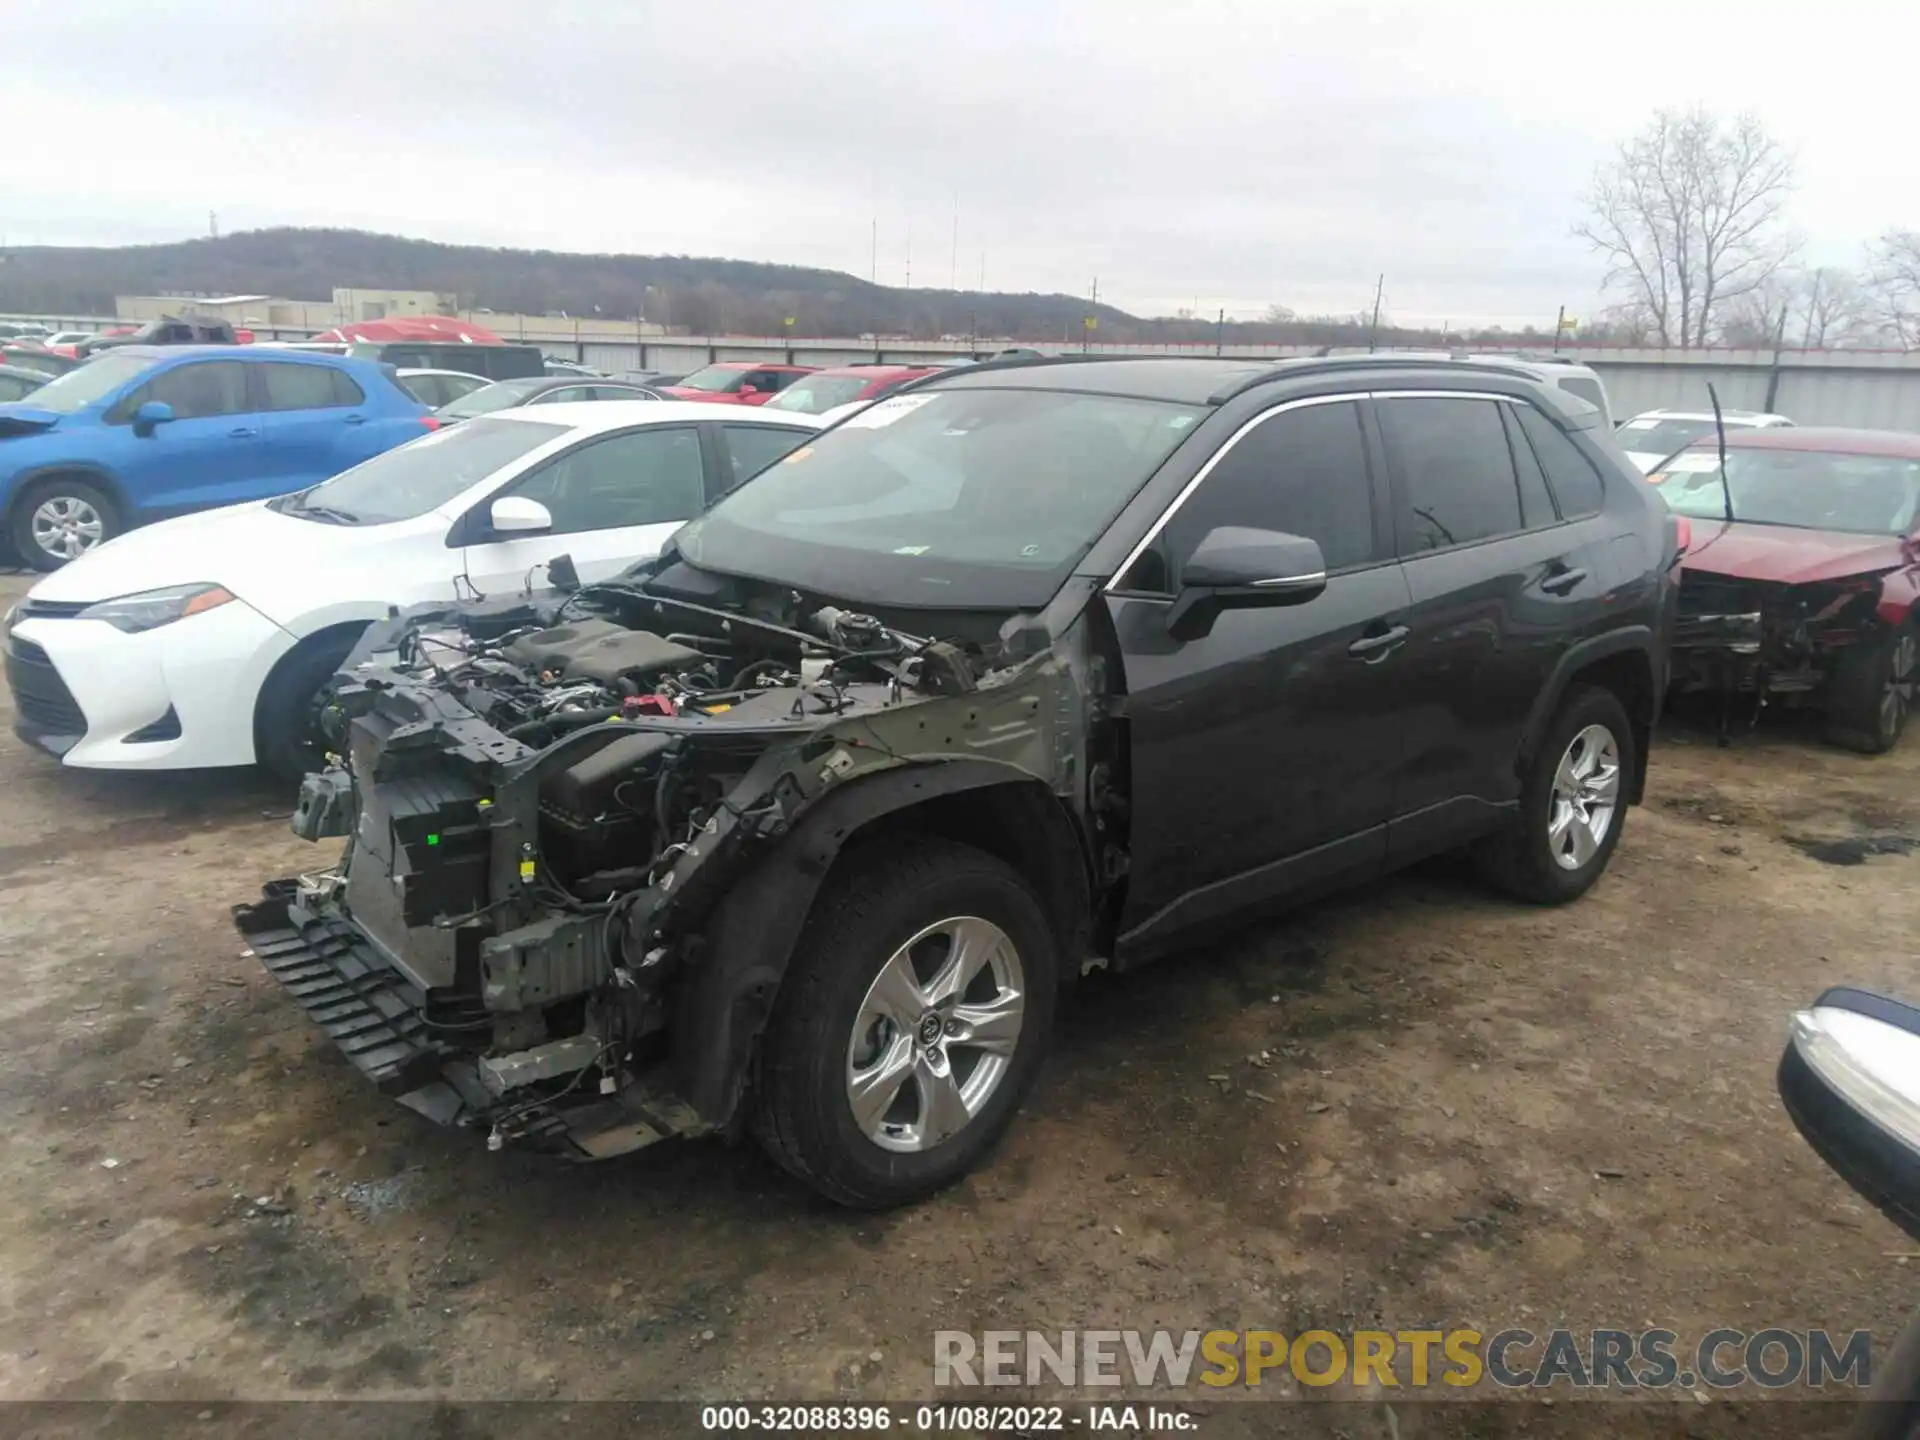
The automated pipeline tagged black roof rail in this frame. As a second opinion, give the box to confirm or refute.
[1206,355,1557,404]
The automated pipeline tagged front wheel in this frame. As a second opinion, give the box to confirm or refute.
[753,837,1059,1208]
[1824,622,1917,755]
[254,628,365,784]
[1477,683,1636,904]
[12,478,120,571]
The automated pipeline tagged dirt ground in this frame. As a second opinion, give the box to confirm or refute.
[0,564,1915,1434]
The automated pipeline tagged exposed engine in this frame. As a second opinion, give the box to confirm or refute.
[240,578,1071,1160]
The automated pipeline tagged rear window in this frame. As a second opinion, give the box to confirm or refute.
[765,375,874,414]
[1617,417,1717,458]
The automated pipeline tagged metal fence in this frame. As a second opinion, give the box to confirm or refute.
[10,313,1920,430]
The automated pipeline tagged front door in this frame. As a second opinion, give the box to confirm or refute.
[113,360,265,514]
[1104,395,1413,953]
[1374,393,1605,857]
[459,424,711,594]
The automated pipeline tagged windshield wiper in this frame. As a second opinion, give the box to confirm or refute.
[286,499,360,524]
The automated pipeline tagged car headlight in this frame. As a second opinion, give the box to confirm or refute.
[78,584,236,634]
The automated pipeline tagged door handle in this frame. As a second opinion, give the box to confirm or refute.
[1348,624,1410,661]
[1540,567,1588,595]
[227,426,259,438]
[342,413,367,425]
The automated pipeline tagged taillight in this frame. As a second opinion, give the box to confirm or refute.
[420,415,443,431]
[1673,516,1691,559]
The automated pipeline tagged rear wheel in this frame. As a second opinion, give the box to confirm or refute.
[753,837,1059,1208]
[1823,622,1917,755]
[254,628,365,784]
[1477,684,1635,904]
[12,477,119,571]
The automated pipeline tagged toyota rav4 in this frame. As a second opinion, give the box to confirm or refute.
[235,355,1679,1207]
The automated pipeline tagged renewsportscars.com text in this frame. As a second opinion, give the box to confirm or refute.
[934,1327,1874,1390]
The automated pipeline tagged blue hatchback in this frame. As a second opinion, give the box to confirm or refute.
[0,346,435,569]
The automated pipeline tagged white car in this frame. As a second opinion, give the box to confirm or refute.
[4,402,822,777]
[1615,407,1794,473]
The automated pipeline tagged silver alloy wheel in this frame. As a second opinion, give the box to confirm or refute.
[1882,632,1917,738]
[30,495,105,561]
[844,915,1026,1154]
[1548,723,1621,872]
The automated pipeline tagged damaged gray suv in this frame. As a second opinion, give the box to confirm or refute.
[236,355,1678,1207]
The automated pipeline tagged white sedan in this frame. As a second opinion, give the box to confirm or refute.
[4,402,821,777]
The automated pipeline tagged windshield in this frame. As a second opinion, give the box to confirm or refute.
[440,377,550,418]
[673,366,748,393]
[674,387,1205,609]
[6,351,155,413]
[764,375,877,414]
[284,418,566,525]
[1654,447,1920,535]
[1616,417,1719,456]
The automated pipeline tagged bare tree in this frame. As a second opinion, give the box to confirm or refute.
[1575,109,1797,348]
[1867,230,1920,348]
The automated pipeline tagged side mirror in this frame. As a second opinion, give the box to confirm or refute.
[736,383,759,397]
[489,496,553,535]
[131,400,175,436]
[1165,526,1328,640]
[1779,987,1920,1242]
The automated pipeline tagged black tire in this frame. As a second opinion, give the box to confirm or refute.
[1477,683,1636,905]
[254,628,365,784]
[753,836,1059,1208]
[11,476,120,572]
[1823,621,1917,755]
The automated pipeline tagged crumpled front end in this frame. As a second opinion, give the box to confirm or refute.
[234,589,1083,1159]
[1671,567,1888,700]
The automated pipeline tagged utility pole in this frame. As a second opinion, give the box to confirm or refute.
[1800,271,1822,350]
[869,218,877,286]
[905,223,912,290]
[1764,301,1792,412]
[1367,274,1385,352]
[1553,304,1566,354]
[1084,277,1098,352]
[1216,307,1225,356]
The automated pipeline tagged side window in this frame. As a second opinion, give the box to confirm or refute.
[1514,404,1607,520]
[329,369,367,406]
[1380,397,1522,555]
[260,363,350,412]
[722,424,813,488]
[536,386,593,404]
[140,361,253,420]
[749,370,793,392]
[1499,404,1559,528]
[592,385,653,401]
[1140,400,1376,592]
[0,374,34,402]
[504,427,706,536]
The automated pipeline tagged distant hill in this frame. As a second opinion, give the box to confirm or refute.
[0,227,1143,342]
[0,226,1556,348]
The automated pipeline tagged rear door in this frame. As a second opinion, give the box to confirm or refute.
[253,361,379,494]
[110,359,265,512]
[1376,392,1606,858]
[1105,395,1412,948]
[458,424,711,593]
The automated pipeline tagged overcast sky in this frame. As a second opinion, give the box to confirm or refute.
[5,0,1916,327]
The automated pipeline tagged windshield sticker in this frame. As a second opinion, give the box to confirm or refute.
[892,544,931,555]
[1169,415,1196,429]
[842,394,937,428]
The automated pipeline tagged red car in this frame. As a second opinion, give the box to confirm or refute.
[657,362,815,406]
[1651,427,1920,751]
[758,363,944,419]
